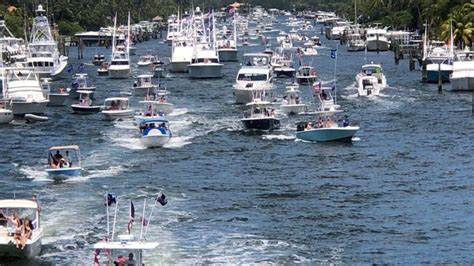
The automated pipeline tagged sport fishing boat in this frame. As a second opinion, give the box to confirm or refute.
[45,145,82,179]
[108,15,131,79]
[365,28,390,51]
[295,66,317,85]
[281,84,307,115]
[0,199,42,258]
[132,74,156,96]
[71,91,101,114]
[188,45,223,79]
[355,63,387,96]
[449,50,474,91]
[67,73,96,99]
[169,38,194,73]
[26,5,68,79]
[101,97,134,120]
[139,117,172,148]
[217,21,238,62]
[241,96,280,131]
[233,53,274,104]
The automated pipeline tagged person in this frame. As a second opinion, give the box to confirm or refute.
[270,109,275,116]
[126,252,136,266]
[20,217,32,250]
[108,254,126,266]
[316,118,323,128]
[145,105,152,116]
[342,116,350,127]
[51,151,62,167]
[321,90,328,100]
[65,150,72,167]
[5,213,23,248]
[110,101,117,110]
[325,117,333,128]
[305,122,313,130]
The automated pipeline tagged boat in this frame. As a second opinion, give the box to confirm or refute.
[137,53,156,67]
[281,84,307,115]
[169,38,194,73]
[233,53,274,104]
[310,36,321,46]
[108,15,131,79]
[300,44,318,56]
[25,114,48,122]
[295,66,317,85]
[241,96,280,131]
[3,68,49,116]
[365,28,390,52]
[424,44,453,83]
[71,91,101,114]
[355,63,387,96]
[133,74,156,95]
[152,60,166,78]
[26,5,68,79]
[101,97,134,120]
[0,199,42,258]
[217,19,238,62]
[281,37,293,50]
[92,54,105,66]
[139,117,172,148]
[449,50,474,91]
[271,52,295,78]
[45,145,82,179]
[188,46,224,79]
[347,33,366,52]
[67,73,96,99]
[97,62,109,76]
[0,100,13,124]
[47,87,68,107]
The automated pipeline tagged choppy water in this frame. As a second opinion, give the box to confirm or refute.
[1,19,474,265]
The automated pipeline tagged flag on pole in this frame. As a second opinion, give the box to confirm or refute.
[330,49,337,59]
[127,201,135,234]
[105,194,116,206]
[156,193,168,206]
[331,81,336,91]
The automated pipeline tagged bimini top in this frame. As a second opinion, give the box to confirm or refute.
[93,241,159,250]
[140,117,169,125]
[0,199,39,209]
[48,145,80,151]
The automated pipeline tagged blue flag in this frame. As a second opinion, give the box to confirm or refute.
[67,64,73,73]
[330,49,337,59]
[156,193,168,206]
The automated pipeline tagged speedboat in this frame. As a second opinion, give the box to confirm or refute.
[92,54,105,66]
[67,73,96,99]
[71,91,101,114]
[97,62,109,76]
[0,100,13,124]
[356,63,387,96]
[233,53,274,104]
[241,96,280,131]
[0,199,42,258]
[449,50,474,91]
[133,74,156,95]
[45,145,82,179]
[365,28,390,51]
[188,45,224,79]
[134,89,174,125]
[101,97,134,120]
[40,78,67,107]
[295,66,317,85]
[152,60,166,78]
[281,84,307,115]
[300,45,318,56]
[139,117,172,148]
[424,44,453,83]
[137,53,156,67]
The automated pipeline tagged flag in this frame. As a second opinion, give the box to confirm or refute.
[105,194,116,206]
[330,49,337,59]
[313,82,321,94]
[67,64,73,73]
[127,201,135,234]
[331,82,336,91]
[156,193,168,206]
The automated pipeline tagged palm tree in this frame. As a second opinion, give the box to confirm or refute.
[440,4,473,48]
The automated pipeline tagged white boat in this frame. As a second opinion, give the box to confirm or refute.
[241,97,279,131]
[424,44,453,83]
[47,85,69,107]
[169,38,194,72]
[71,91,101,114]
[45,145,82,179]
[137,53,156,67]
[296,123,359,142]
[101,97,134,120]
[295,66,317,85]
[217,19,238,62]
[26,5,67,79]
[133,74,156,95]
[134,87,174,125]
[281,84,307,115]
[233,53,274,104]
[300,44,318,56]
[449,50,474,91]
[281,38,293,50]
[108,15,131,79]
[139,117,172,148]
[271,52,295,78]
[365,28,390,51]
[347,33,366,52]
[97,62,109,76]
[0,199,42,258]
[67,73,96,98]
[0,100,13,124]
[3,68,49,116]
[188,46,223,79]
[355,63,387,96]
[92,54,105,66]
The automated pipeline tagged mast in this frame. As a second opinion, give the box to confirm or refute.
[127,12,131,55]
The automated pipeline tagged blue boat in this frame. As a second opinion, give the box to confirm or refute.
[139,117,172,148]
[46,145,82,179]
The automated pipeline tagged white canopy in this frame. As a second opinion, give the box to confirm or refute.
[0,199,39,209]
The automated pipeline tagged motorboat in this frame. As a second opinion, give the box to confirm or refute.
[188,45,224,79]
[71,91,101,114]
[133,74,156,95]
[271,53,295,78]
[310,36,321,46]
[424,45,453,83]
[108,15,131,79]
[45,145,82,179]
[0,199,42,258]
[241,96,280,131]
[281,84,307,115]
[355,63,387,96]
[92,54,105,66]
[47,87,68,107]
[26,5,68,79]
[300,44,318,56]
[101,97,134,120]
[139,117,172,148]
[365,28,390,51]
[449,50,474,91]
[281,37,293,50]
[169,38,194,72]
[295,66,317,85]
[233,53,274,104]
[347,33,366,52]
[217,21,238,62]
[67,73,96,98]
[2,68,49,116]
[97,62,109,76]
[152,60,166,78]
[137,53,156,67]
[0,100,13,124]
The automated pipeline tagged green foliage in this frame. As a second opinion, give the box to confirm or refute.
[58,21,84,36]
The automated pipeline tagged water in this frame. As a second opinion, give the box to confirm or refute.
[1,21,473,264]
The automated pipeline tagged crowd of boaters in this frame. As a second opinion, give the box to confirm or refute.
[48,150,73,169]
[298,115,350,131]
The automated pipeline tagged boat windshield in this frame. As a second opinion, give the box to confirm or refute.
[0,208,38,230]
[238,73,268,81]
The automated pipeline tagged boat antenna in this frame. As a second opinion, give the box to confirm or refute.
[139,198,147,241]
[105,192,110,238]
[111,196,119,241]
[333,44,338,105]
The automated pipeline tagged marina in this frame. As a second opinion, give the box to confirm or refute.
[0,2,473,264]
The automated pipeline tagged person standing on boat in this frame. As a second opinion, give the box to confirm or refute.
[65,151,72,167]
[126,253,136,265]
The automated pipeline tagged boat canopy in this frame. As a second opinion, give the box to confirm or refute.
[140,117,169,125]
[48,145,80,151]
[0,199,39,209]
[93,241,159,250]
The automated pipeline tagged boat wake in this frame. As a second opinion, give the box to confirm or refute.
[262,134,296,140]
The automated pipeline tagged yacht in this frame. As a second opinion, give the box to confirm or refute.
[169,38,194,72]
[217,20,238,62]
[347,33,366,52]
[188,44,223,78]
[365,28,390,51]
[281,84,307,115]
[424,42,453,83]
[241,96,280,131]
[355,63,387,96]
[108,15,131,79]
[295,66,317,85]
[449,50,474,91]
[26,5,68,79]
[233,53,274,104]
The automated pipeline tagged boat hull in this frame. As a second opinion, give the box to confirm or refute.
[296,76,317,85]
[449,77,474,91]
[296,127,359,142]
[0,238,42,258]
[11,101,49,116]
[102,110,134,120]
[426,69,452,83]
[133,86,155,96]
[188,64,223,79]
[47,93,69,107]
[0,110,13,124]
[274,68,295,78]
[218,49,238,62]
[169,61,189,73]
[108,68,130,79]
[366,40,390,51]
[141,135,171,148]
[241,117,280,131]
[46,167,81,179]
[281,104,306,115]
[233,86,273,104]
[71,105,101,114]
